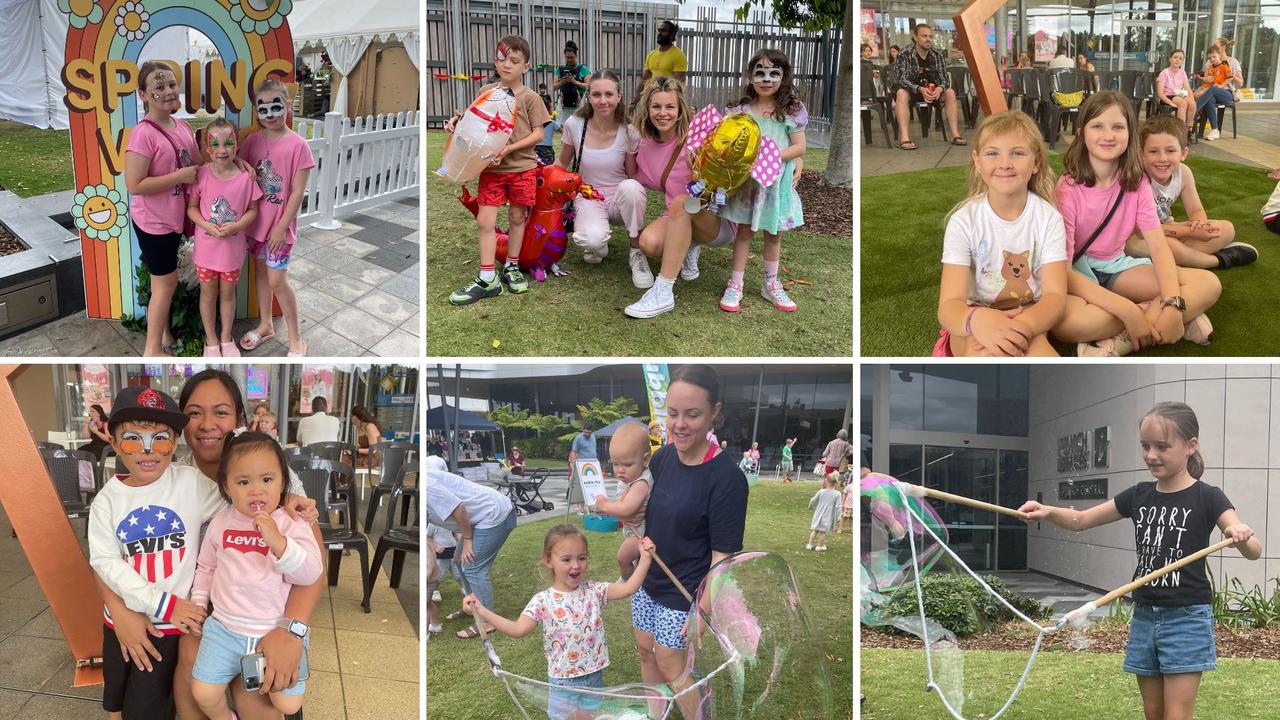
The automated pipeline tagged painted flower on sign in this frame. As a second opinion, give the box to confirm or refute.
[114,1,150,42]
[58,0,104,29]
[72,185,129,241]
[229,0,293,35]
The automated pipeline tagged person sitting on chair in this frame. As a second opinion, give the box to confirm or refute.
[889,23,965,150]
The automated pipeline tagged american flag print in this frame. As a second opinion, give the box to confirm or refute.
[116,504,188,586]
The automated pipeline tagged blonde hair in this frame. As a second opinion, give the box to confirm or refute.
[824,471,841,487]
[609,422,650,463]
[253,77,290,101]
[945,110,1056,224]
[633,76,691,142]
[537,524,587,584]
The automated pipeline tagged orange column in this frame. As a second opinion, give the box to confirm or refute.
[955,0,1010,117]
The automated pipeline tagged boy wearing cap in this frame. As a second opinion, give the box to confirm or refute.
[88,386,225,720]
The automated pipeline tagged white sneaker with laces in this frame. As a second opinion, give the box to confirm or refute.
[805,543,813,550]
[624,282,675,318]
[629,248,654,289]
[1204,128,1221,141]
[816,545,827,552]
[719,280,743,312]
[761,276,798,312]
[428,623,444,634]
[431,591,442,603]
[680,244,701,281]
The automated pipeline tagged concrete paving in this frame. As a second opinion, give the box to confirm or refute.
[994,570,1114,622]
[0,197,420,358]
[862,101,1280,177]
[0,473,419,720]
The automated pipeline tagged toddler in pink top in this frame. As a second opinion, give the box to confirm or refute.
[238,78,317,357]
[186,118,261,358]
[190,431,322,720]
[465,524,655,720]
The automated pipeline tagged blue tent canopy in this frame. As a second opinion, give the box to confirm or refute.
[594,416,646,437]
[425,404,500,432]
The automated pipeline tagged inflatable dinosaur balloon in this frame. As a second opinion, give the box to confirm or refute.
[436,86,518,184]
[683,105,784,215]
[459,164,603,281]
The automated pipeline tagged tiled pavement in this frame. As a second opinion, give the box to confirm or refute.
[994,571,1112,622]
[0,197,420,358]
[0,475,419,720]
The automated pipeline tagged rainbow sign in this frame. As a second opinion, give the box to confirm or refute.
[61,0,295,319]
[575,459,606,506]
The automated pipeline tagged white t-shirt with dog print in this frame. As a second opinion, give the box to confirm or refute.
[941,193,1068,309]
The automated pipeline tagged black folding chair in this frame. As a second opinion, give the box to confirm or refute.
[860,63,891,148]
[362,441,414,533]
[948,66,978,129]
[1117,70,1147,116]
[38,447,94,537]
[362,462,419,610]
[293,458,371,612]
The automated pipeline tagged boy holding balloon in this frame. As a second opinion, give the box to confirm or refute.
[446,35,552,306]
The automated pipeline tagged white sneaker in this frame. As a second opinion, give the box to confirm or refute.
[760,276,798,312]
[629,248,654,289]
[1184,314,1213,346]
[680,244,701,281]
[624,282,675,318]
[1204,128,1221,141]
[805,543,813,550]
[428,623,443,633]
[719,280,743,312]
[816,545,827,552]
[431,591,442,603]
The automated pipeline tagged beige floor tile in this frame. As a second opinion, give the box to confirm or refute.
[329,597,415,637]
[341,674,420,720]
[333,629,418,682]
[37,659,100,700]
[0,688,32,720]
[307,597,335,629]
[306,626,341,673]
[0,636,71,691]
[0,597,49,637]
[0,570,35,600]
[0,572,47,601]
[15,607,64,641]
[328,569,400,605]
[289,669,345,720]
[5,693,97,719]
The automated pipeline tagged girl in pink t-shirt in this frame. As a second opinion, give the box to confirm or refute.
[186,119,261,357]
[1052,91,1220,357]
[464,524,654,719]
[237,78,317,357]
[624,76,738,320]
[1155,50,1196,133]
[124,61,201,357]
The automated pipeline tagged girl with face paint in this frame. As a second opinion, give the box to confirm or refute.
[718,48,808,313]
[187,118,262,357]
[237,78,317,357]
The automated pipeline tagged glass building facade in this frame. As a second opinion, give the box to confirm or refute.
[862,364,1031,571]
[862,1,1280,99]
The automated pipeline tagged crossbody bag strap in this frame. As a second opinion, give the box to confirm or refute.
[571,115,587,174]
[659,138,683,191]
[1073,186,1125,263]
[139,117,184,168]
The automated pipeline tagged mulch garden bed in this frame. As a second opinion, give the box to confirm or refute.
[863,622,1280,660]
[0,222,24,257]
[795,169,851,237]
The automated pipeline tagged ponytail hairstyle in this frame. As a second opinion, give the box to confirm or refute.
[1141,402,1204,479]
[214,430,290,506]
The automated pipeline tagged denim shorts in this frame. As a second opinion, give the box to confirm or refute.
[1073,253,1152,289]
[631,585,690,650]
[192,616,309,695]
[547,668,603,719]
[1123,603,1216,676]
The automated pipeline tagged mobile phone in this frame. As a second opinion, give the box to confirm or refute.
[241,653,266,693]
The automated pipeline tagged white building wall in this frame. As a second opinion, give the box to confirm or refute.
[1027,364,1278,594]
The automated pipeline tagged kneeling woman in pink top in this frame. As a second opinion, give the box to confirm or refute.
[623,77,740,319]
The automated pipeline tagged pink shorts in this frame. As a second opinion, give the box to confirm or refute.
[196,265,241,283]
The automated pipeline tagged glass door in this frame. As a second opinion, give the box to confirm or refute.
[925,445,997,571]
[1119,17,1180,73]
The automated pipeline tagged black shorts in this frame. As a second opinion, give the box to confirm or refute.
[133,222,182,276]
[102,624,180,717]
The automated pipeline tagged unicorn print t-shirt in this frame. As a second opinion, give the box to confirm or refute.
[240,131,316,247]
[941,192,1068,309]
[521,580,610,678]
[191,165,262,272]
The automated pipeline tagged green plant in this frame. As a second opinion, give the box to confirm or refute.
[1105,598,1134,625]
[556,397,641,441]
[875,572,1049,636]
[120,253,205,356]
[1218,576,1280,629]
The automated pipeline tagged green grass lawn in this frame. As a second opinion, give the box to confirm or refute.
[861,647,1280,719]
[860,154,1280,356]
[426,131,853,356]
[427,481,854,719]
[0,121,74,197]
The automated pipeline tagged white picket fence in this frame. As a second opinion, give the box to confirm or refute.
[294,111,420,229]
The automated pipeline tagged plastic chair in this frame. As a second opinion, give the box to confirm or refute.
[362,462,420,609]
[1043,68,1085,147]
[305,441,354,465]
[283,446,312,463]
[860,63,891,148]
[948,66,977,128]
[1117,70,1148,116]
[36,441,65,453]
[362,441,413,533]
[294,458,371,612]
[1194,99,1237,139]
[38,447,94,536]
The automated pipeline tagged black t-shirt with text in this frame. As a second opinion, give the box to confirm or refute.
[1113,480,1233,606]
[642,444,749,611]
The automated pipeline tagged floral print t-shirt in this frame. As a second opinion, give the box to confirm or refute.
[521,580,609,678]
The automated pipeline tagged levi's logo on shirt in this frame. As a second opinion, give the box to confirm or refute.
[222,528,269,555]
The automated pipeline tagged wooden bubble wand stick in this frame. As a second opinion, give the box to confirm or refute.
[896,481,1031,522]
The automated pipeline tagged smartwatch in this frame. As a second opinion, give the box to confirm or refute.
[1161,296,1186,312]
[277,618,309,639]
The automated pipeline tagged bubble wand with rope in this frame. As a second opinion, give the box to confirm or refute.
[882,478,1243,720]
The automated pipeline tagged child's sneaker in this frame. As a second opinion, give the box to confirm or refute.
[1204,128,1221,141]
[1184,314,1213,345]
[761,277,798,312]
[500,263,529,294]
[719,280,743,312]
[431,591,442,603]
[679,244,701,281]
[816,545,827,552]
[1077,331,1134,357]
[629,248,654,289]
[624,282,675,318]
[805,543,813,550]
[1213,242,1258,269]
[449,274,501,305]
[428,623,443,634]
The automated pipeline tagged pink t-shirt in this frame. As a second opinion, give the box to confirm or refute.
[1156,67,1189,97]
[521,580,610,679]
[1055,174,1161,261]
[635,135,692,205]
[127,118,199,235]
[190,165,262,272]
[239,131,316,246]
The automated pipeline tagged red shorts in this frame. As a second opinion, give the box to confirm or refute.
[825,464,841,476]
[477,168,536,207]
[196,265,241,283]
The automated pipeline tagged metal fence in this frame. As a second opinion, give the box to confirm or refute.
[425,0,843,146]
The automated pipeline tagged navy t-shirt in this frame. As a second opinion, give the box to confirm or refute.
[642,444,749,611]
[1113,480,1233,606]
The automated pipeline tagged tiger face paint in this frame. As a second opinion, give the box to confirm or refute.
[113,420,177,485]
